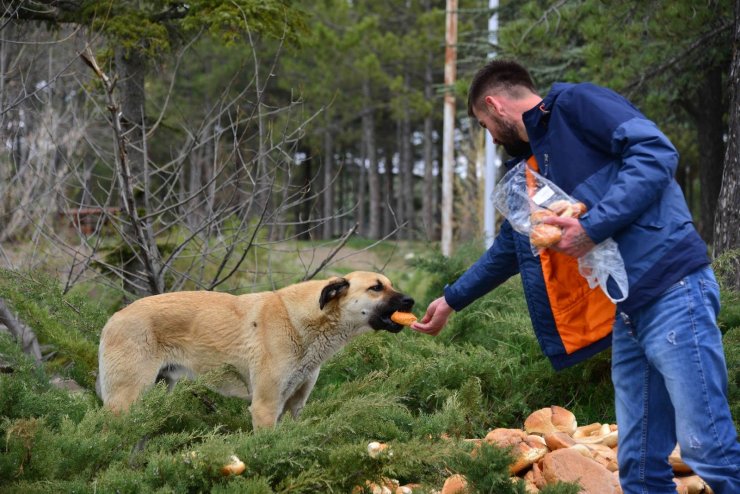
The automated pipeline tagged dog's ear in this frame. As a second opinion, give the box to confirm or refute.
[319,278,350,310]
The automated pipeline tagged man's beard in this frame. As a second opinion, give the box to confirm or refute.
[497,118,531,157]
[502,139,532,158]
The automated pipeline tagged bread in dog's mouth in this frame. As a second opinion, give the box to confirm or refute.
[371,309,412,333]
[379,314,406,333]
[390,311,417,326]
[369,294,414,333]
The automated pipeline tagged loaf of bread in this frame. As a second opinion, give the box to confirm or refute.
[530,224,562,249]
[548,199,587,219]
[530,209,556,225]
[529,200,587,249]
[390,311,417,326]
[220,455,246,476]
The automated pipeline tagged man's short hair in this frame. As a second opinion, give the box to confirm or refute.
[467,60,536,117]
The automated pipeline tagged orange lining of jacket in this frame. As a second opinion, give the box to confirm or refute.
[526,156,615,354]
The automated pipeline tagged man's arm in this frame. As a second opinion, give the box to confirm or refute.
[412,220,520,336]
[579,118,678,244]
[560,85,679,244]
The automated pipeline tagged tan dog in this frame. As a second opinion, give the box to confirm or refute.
[97,271,414,428]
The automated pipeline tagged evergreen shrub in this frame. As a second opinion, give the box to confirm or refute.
[0,243,737,492]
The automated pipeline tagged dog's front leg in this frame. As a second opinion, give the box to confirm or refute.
[282,367,320,420]
[249,377,284,429]
[250,402,280,429]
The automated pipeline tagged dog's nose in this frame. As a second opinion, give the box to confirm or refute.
[401,295,415,309]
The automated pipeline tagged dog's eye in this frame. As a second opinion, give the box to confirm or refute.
[369,283,383,292]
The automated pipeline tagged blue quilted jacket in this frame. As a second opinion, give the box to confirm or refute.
[444,82,709,370]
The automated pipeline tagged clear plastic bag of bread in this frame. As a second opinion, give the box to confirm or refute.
[491,160,585,255]
[492,160,628,304]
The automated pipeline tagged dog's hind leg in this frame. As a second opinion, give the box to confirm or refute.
[103,359,163,412]
[98,327,164,412]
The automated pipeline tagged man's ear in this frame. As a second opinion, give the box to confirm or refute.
[484,94,504,115]
[319,278,350,310]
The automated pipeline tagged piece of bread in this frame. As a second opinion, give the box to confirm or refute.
[530,208,556,225]
[220,455,246,476]
[390,311,417,326]
[530,223,562,249]
[367,441,390,458]
[440,474,468,494]
[548,199,573,216]
[548,199,587,219]
[524,406,577,435]
[570,202,587,218]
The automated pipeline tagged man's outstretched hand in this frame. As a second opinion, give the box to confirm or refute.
[411,296,453,337]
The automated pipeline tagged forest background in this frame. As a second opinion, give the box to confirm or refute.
[0,1,739,493]
[1,0,739,295]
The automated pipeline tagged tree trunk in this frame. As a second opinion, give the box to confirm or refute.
[323,123,335,239]
[384,153,395,237]
[713,0,740,290]
[187,129,205,229]
[683,66,725,243]
[362,79,380,239]
[115,48,146,176]
[395,119,404,236]
[338,154,346,233]
[114,47,164,295]
[357,154,367,236]
[423,54,436,241]
[296,155,313,241]
[401,81,414,239]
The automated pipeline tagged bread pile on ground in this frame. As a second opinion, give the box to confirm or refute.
[359,405,713,494]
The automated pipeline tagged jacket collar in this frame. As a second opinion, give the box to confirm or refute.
[523,82,572,129]
[506,83,575,169]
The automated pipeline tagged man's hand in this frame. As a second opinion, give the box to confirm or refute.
[543,216,595,258]
[411,296,453,336]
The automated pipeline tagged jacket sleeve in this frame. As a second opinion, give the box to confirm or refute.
[443,220,520,311]
[561,85,679,244]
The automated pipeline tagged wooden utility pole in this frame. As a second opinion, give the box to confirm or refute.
[441,0,457,256]
[483,0,500,248]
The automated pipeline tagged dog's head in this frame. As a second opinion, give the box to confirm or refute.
[319,271,414,333]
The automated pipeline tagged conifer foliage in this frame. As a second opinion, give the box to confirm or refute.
[1,250,737,492]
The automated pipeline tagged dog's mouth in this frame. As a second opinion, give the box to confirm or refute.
[369,295,415,333]
[378,313,405,333]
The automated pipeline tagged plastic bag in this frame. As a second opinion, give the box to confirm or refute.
[578,239,628,303]
[492,161,586,256]
[492,160,629,304]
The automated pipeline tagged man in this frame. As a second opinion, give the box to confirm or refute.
[412,59,740,493]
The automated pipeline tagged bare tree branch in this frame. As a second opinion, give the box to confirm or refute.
[0,297,42,365]
[303,223,359,281]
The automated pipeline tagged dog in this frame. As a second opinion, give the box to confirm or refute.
[96,271,414,428]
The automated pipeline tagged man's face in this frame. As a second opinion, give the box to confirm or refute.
[473,103,531,157]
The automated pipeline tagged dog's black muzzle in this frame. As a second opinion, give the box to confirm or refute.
[370,293,415,333]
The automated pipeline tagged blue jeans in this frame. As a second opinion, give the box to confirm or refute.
[612,266,740,494]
